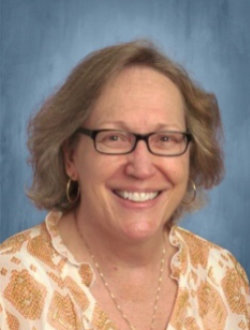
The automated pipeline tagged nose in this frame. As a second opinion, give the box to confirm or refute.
[125,140,156,179]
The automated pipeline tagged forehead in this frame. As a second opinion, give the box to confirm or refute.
[85,66,186,129]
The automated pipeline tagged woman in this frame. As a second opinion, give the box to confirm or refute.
[0,41,249,330]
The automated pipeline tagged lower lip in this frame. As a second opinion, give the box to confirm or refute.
[112,191,163,209]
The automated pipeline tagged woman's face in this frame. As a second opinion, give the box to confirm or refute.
[65,66,190,242]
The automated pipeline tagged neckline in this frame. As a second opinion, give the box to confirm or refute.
[45,211,184,329]
[46,211,183,276]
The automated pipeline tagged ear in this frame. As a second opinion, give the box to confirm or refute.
[63,141,78,181]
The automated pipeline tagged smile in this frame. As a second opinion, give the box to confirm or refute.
[115,191,160,202]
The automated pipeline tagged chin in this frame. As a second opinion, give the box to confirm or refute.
[118,217,164,241]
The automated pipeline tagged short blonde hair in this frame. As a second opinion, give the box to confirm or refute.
[27,40,224,221]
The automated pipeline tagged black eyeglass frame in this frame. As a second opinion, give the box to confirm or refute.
[76,127,192,157]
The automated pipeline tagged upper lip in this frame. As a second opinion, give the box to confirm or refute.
[111,188,166,198]
[112,187,164,193]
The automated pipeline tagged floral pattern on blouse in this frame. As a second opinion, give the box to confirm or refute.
[0,211,249,330]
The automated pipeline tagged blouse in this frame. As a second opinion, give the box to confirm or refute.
[0,211,249,330]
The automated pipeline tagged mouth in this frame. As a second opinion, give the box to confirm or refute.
[114,190,161,202]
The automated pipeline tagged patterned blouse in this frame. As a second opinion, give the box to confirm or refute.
[0,211,249,330]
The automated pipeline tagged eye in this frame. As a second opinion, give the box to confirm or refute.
[156,133,174,143]
[97,131,130,145]
[107,134,119,141]
[105,133,127,142]
[151,132,184,149]
[159,135,170,142]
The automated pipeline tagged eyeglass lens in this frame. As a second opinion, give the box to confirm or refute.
[95,130,189,156]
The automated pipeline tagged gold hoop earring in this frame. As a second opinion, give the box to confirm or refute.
[66,178,80,204]
[183,180,197,205]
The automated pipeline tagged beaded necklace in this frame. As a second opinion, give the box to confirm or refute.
[76,218,166,330]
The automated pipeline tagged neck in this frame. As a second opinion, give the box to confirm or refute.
[74,207,170,270]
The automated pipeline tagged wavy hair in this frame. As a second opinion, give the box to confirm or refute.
[27,40,224,222]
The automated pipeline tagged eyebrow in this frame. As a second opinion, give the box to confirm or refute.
[93,121,185,131]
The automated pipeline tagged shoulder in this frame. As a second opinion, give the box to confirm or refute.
[0,212,64,267]
[174,226,249,309]
[0,216,94,329]
[0,220,65,327]
[174,226,249,283]
[175,227,249,287]
[171,226,250,327]
[0,223,44,259]
[0,224,42,254]
[0,221,52,255]
[0,220,59,278]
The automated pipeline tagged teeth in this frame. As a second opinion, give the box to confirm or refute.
[116,191,159,202]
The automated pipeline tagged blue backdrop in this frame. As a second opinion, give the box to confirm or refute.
[1,0,250,276]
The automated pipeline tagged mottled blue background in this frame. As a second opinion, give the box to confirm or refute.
[1,0,250,276]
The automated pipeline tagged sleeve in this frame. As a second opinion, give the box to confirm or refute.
[0,294,8,330]
[0,257,20,330]
[223,250,250,328]
[234,257,250,325]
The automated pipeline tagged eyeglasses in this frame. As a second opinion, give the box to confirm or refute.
[76,128,192,156]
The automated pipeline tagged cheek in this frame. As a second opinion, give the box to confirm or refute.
[163,156,190,185]
[76,152,123,188]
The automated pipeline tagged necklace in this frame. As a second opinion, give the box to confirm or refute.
[76,219,166,330]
